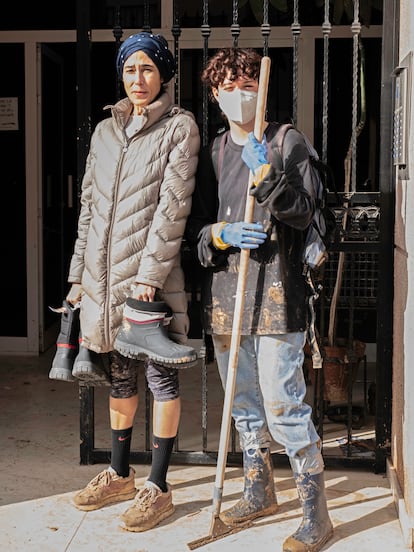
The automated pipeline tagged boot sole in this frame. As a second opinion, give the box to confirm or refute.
[120,503,175,532]
[114,340,197,367]
[73,488,137,511]
[219,503,279,526]
[49,367,75,382]
[72,364,111,385]
[282,526,334,552]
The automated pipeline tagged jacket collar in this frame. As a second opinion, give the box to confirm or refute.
[105,91,178,132]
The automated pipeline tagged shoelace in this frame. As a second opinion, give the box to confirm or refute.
[133,485,160,511]
[87,469,113,489]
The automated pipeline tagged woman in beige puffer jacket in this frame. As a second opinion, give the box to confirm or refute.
[68,91,199,352]
[69,33,200,531]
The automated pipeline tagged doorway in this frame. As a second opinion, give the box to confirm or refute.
[40,43,78,351]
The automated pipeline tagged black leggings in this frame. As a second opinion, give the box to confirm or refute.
[108,350,180,402]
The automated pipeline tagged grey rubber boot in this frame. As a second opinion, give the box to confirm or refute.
[219,447,278,526]
[283,471,333,552]
[48,301,80,382]
[114,298,197,367]
[72,345,111,386]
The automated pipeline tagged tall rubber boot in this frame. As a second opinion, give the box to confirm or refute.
[114,298,197,367]
[283,471,333,552]
[72,342,111,386]
[219,447,278,526]
[48,301,80,382]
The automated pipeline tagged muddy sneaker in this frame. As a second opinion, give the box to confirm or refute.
[73,467,137,511]
[120,480,174,532]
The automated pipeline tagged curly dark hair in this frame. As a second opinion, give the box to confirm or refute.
[201,48,262,89]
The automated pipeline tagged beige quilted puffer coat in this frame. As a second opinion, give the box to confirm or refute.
[67,92,200,353]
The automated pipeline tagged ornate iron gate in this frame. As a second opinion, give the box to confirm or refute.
[77,0,392,472]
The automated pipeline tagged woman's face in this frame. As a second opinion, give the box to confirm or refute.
[122,50,162,114]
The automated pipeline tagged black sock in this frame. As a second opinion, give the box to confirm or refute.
[148,435,175,492]
[111,427,133,477]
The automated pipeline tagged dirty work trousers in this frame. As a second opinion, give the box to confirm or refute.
[212,332,322,472]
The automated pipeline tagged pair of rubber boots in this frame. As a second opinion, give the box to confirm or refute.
[48,301,110,385]
[114,298,197,368]
[219,447,333,552]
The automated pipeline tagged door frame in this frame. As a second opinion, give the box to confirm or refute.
[0,31,75,354]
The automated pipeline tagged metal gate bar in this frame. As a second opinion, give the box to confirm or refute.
[79,350,247,467]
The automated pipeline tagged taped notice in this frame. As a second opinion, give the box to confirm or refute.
[0,97,18,130]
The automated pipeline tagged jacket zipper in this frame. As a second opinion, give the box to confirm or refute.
[104,141,127,346]
[103,109,176,345]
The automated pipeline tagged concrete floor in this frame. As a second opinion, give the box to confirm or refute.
[0,348,409,551]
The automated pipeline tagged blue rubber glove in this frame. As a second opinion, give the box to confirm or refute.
[242,132,268,172]
[220,222,267,249]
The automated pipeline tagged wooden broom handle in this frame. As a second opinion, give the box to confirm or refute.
[244,56,271,223]
[211,56,271,518]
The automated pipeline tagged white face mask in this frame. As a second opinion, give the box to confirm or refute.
[217,88,258,125]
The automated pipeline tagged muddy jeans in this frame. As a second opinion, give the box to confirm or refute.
[212,332,323,473]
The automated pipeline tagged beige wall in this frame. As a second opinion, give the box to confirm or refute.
[392,0,414,546]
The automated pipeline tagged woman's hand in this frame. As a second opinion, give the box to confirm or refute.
[132,283,156,302]
[66,283,82,306]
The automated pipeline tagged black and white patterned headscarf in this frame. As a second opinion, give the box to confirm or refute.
[116,32,176,83]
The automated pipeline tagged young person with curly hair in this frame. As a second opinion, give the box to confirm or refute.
[186,47,333,551]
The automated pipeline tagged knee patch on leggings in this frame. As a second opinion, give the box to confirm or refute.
[145,360,179,401]
[108,350,139,399]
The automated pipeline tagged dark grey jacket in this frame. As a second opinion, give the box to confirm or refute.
[185,122,315,335]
